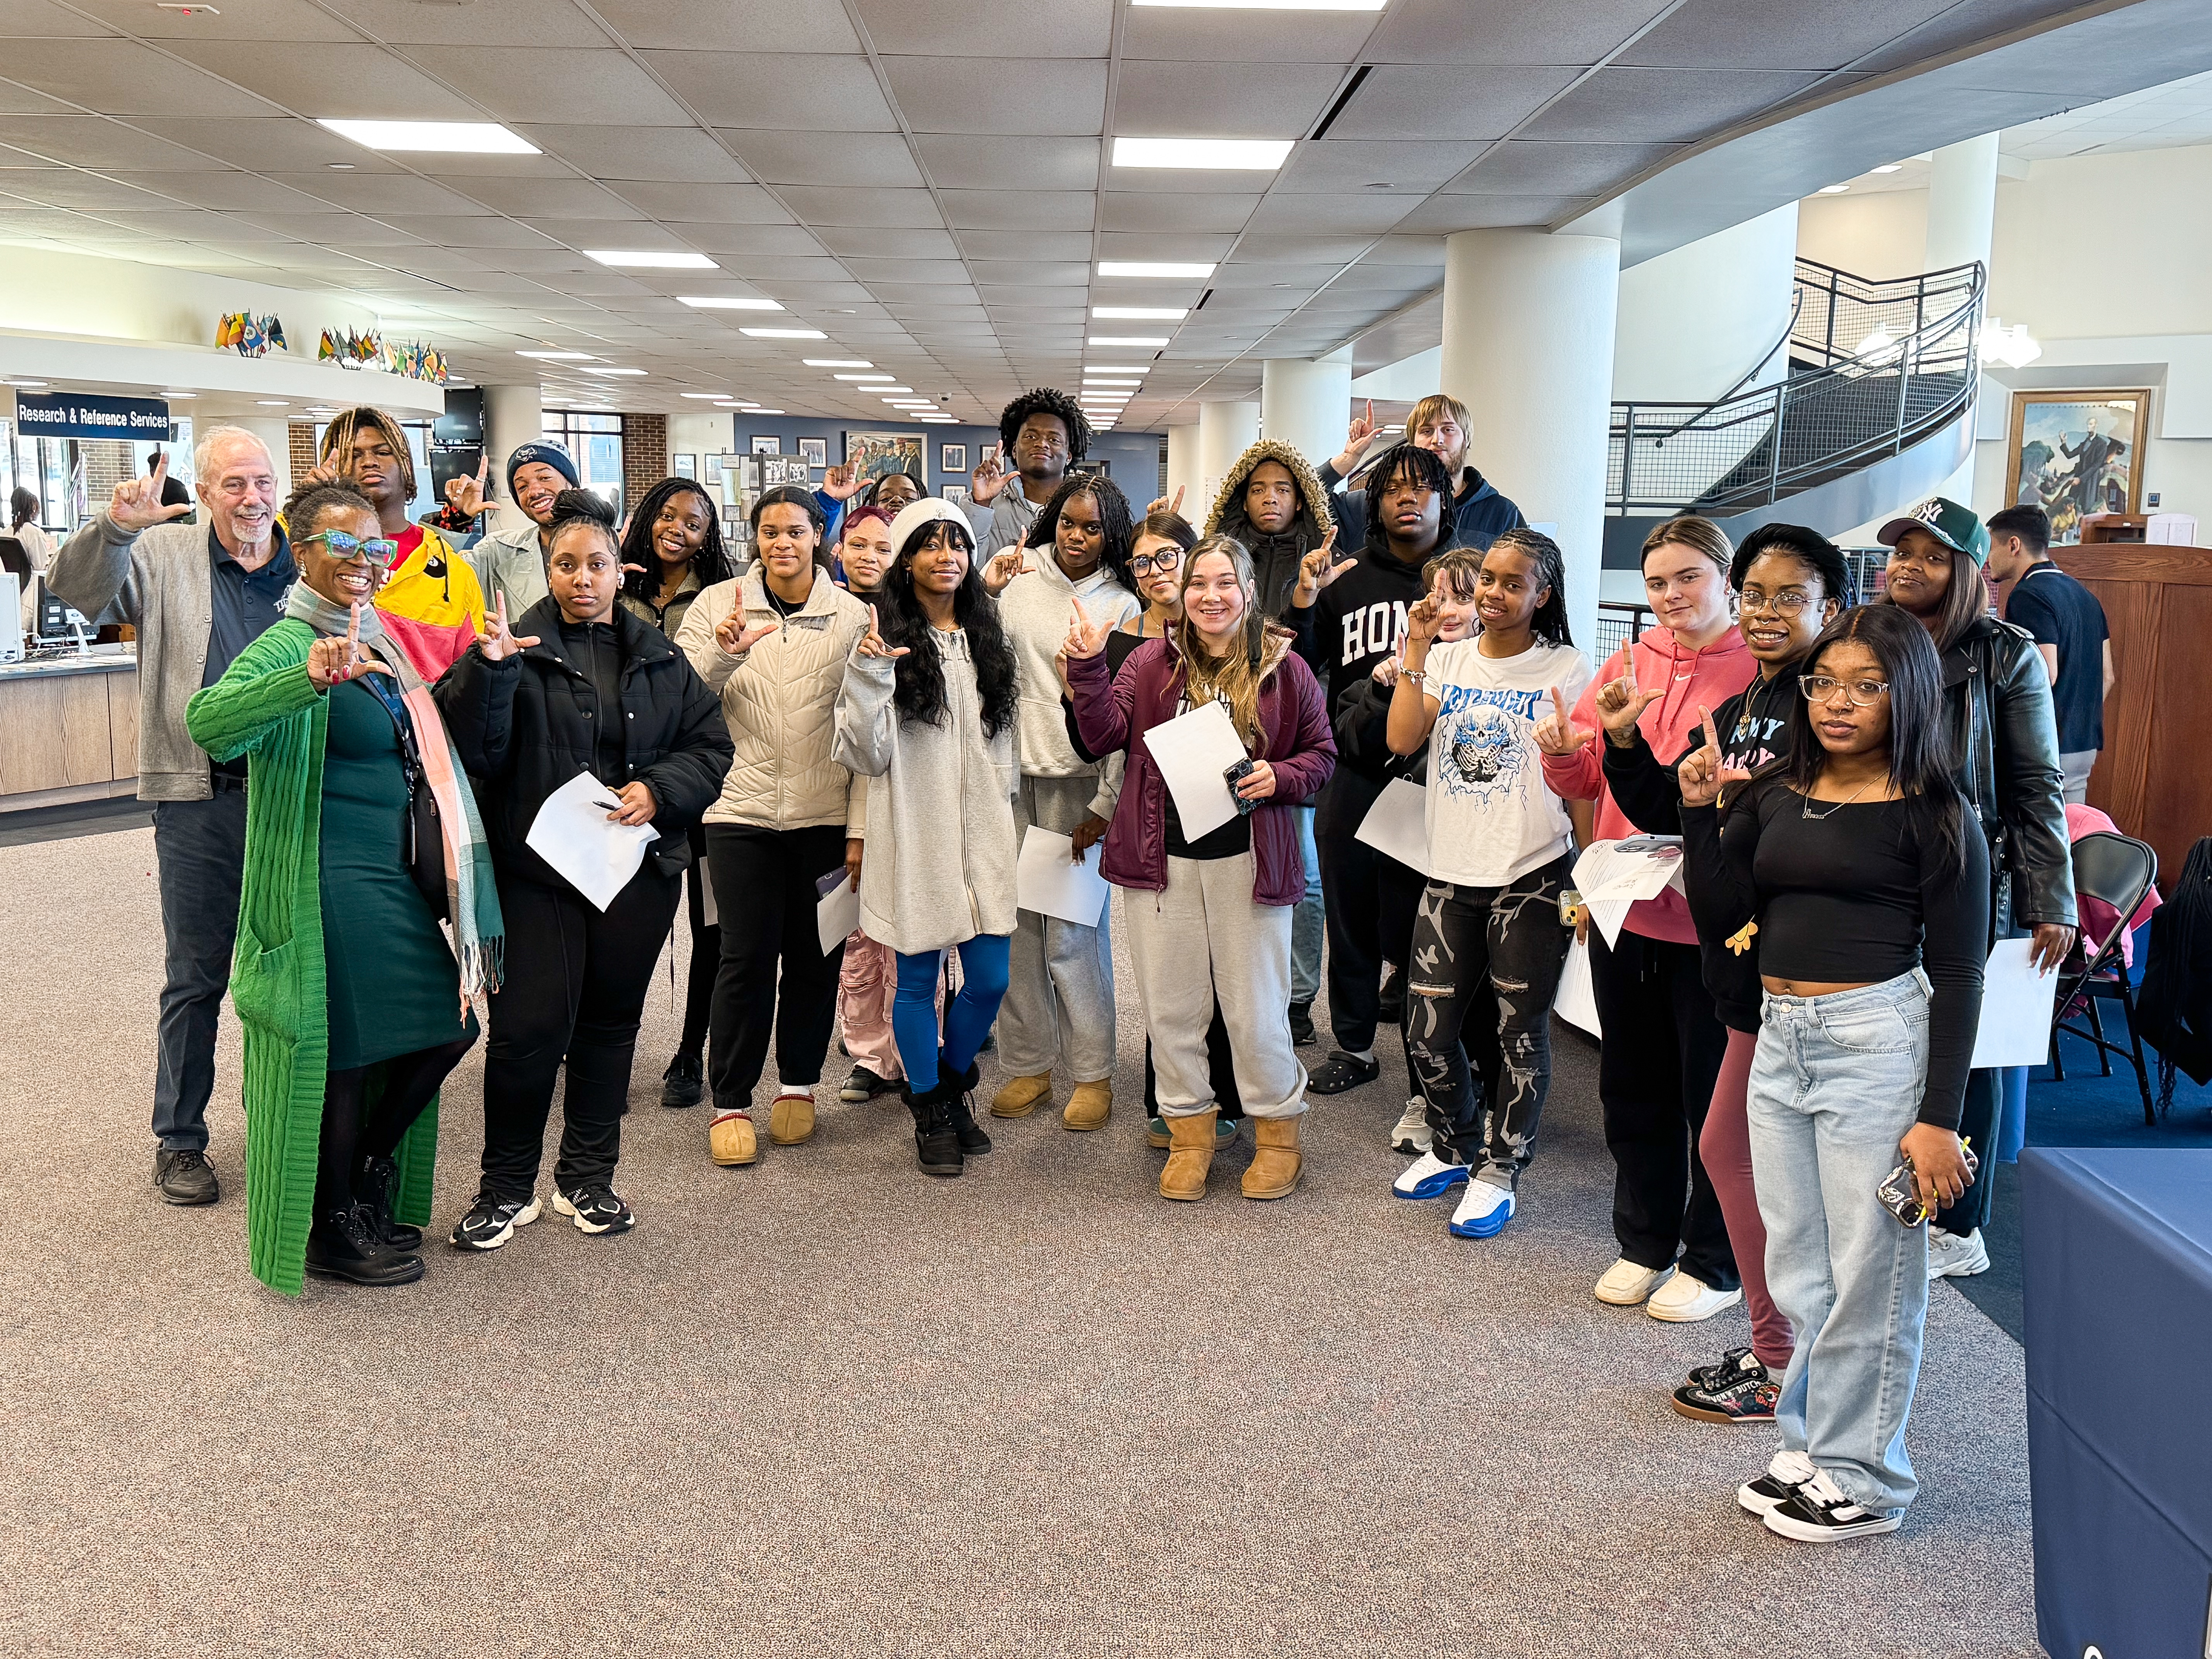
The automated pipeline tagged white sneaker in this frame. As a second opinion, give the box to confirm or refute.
[1390,1099,1432,1154]
[1594,1257,1674,1306]
[1647,1271,1744,1323]
[1391,1149,1469,1200]
[1927,1226,1990,1279]
[1448,1178,1513,1238]
[1738,1448,1818,1517]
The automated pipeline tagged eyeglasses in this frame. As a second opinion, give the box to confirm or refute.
[299,529,398,568]
[1130,549,1185,576]
[1738,587,1817,617]
[1800,674,1890,707]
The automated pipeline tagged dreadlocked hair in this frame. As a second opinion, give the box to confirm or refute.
[1361,441,1455,548]
[998,387,1090,462]
[1175,535,1292,752]
[880,515,1020,740]
[1020,472,1138,595]
[317,406,416,500]
[619,477,730,608]
[1486,526,1573,646]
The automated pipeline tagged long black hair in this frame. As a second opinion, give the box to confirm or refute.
[1783,604,1965,868]
[1020,472,1137,596]
[619,477,730,607]
[1883,538,1990,654]
[1362,441,1456,550]
[880,515,1019,740]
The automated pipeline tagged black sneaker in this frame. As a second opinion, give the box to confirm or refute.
[1672,1348,1778,1424]
[1738,1451,1817,1518]
[354,1154,422,1251]
[660,1051,704,1109]
[1764,1472,1903,1542]
[448,1192,543,1252]
[553,1182,634,1235]
[840,1065,896,1103]
[305,1203,424,1286]
[155,1148,219,1206]
[1287,1000,1316,1046]
[1307,1049,1381,1094]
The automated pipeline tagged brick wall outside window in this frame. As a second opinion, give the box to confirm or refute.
[623,413,667,518]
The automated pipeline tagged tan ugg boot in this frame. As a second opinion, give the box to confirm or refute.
[1062,1078,1112,1132]
[990,1072,1052,1118]
[1241,1114,1304,1200]
[1159,1109,1218,1202]
[708,1110,758,1168]
[768,1090,816,1146]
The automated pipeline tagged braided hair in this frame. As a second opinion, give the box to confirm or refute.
[998,387,1090,463]
[619,477,730,608]
[1020,472,1137,595]
[1361,441,1456,550]
[317,405,417,500]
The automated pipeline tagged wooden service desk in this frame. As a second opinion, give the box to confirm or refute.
[2053,542,2209,890]
[0,647,141,812]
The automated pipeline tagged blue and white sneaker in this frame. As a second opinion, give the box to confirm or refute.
[1448,1177,1514,1237]
[1391,1150,1470,1200]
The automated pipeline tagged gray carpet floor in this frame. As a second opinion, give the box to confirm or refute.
[1,828,2042,1658]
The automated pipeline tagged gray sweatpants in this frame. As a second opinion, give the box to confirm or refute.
[2060,749,2096,806]
[999,773,1117,1083]
[1123,851,1308,1120]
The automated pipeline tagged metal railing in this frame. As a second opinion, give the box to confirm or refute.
[1593,601,1655,665]
[1608,258,1984,520]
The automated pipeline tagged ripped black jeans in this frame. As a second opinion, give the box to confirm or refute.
[1402,852,1573,1188]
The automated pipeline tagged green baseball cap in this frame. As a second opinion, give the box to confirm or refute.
[1877,495,1991,565]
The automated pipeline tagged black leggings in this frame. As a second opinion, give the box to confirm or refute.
[315,1033,478,1214]
[678,826,718,1061]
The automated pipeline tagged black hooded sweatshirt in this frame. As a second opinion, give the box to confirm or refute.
[1285,531,1441,785]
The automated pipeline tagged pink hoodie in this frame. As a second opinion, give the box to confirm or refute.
[1542,625,1755,945]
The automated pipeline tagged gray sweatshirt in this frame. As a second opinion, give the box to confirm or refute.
[996,557,1139,812]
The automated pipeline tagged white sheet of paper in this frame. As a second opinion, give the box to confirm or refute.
[1585,896,1634,950]
[524,769,658,912]
[817,866,861,956]
[1555,935,1602,1037]
[1572,836,1685,905]
[1141,698,1247,842]
[1354,778,1432,877]
[1970,938,2062,1068]
[1015,825,1112,927]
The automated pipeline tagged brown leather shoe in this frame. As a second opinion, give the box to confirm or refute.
[768,1090,816,1145]
[990,1072,1052,1118]
[1241,1114,1304,1200]
[708,1111,758,1167]
[1159,1109,1217,1201]
[1062,1078,1112,1132]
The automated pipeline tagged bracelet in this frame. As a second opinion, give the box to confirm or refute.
[1400,669,1425,687]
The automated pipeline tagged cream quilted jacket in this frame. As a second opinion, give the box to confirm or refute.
[676,565,870,833]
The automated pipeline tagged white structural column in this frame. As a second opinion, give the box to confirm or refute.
[1195,398,1259,523]
[231,417,294,503]
[1260,349,1352,475]
[1440,229,1621,650]
[1926,132,2001,505]
[1165,422,1199,515]
[483,383,545,531]
[1613,202,1799,404]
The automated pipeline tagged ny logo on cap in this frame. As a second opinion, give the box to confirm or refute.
[1910,499,1944,525]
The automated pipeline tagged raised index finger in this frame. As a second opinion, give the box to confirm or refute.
[149,451,169,490]
[1549,685,1566,719]
[346,602,361,646]
[1699,704,1720,752]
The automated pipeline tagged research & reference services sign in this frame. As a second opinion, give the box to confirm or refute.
[12,392,175,440]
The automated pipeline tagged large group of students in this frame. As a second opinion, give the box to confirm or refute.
[50,385,2077,1547]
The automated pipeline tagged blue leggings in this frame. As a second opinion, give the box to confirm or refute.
[894,934,1012,1092]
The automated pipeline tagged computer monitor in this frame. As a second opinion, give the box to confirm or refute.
[34,577,91,641]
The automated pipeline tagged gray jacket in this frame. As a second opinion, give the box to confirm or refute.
[46,514,225,802]
[962,479,1041,559]
[468,516,549,617]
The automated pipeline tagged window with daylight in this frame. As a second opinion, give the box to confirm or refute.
[542,410,625,519]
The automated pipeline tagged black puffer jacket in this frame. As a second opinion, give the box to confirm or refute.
[435,597,733,890]
[1942,611,2076,938]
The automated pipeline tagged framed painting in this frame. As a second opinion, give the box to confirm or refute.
[672,453,696,479]
[845,431,924,482]
[798,437,828,468]
[940,443,967,474]
[751,434,781,455]
[2006,390,2151,545]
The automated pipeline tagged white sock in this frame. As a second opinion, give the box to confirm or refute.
[1343,1048,1374,1065]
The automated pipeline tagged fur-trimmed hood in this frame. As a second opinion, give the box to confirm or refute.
[1202,439,1337,618]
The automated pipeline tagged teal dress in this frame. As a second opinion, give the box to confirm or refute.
[319,675,476,1069]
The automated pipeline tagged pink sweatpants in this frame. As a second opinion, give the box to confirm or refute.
[837,929,903,1081]
[1701,1027,1794,1370]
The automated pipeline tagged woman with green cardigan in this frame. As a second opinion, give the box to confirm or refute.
[186,481,502,1294]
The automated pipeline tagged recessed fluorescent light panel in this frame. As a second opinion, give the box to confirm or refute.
[1093,307,1187,320]
[742,326,828,339]
[804,359,872,368]
[1135,0,1382,7]
[1098,261,1215,278]
[835,373,893,381]
[1817,184,1849,194]
[747,409,786,415]
[872,386,914,394]
[678,296,783,310]
[578,366,647,376]
[1112,136,1294,170]
[518,350,595,360]
[318,118,539,154]
[585,249,718,269]
[1090,336,1170,347]
[1086,365,1151,374]
[680,392,732,399]
[1870,164,1903,174]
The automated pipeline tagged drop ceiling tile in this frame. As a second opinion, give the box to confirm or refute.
[983,295,1087,316]
[0,82,81,118]
[1099,192,1261,233]
[661,222,825,256]
[1273,139,1487,194]
[812,225,960,258]
[416,218,565,250]
[1092,230,1240,261]
[647,54,896,131]
[1327,262,1438,291]
[913,134,1101,192]
[884,57,1105,136]
[392,48,683,126]
[520,126,752,182]
[883,303,989,321]
[955,228,1092,260]
[1367,0,1671,65]
[542,270,660,297]
[941,189,1093,231]
[1,38,285,117]
[1390,193,1582,231]
[854,0,1109,56]
[422,269,557,294]
[0,0,117,35]
[78,0,357,39]
[969,260,1090,286]
[1327,65,1580,141]
[1622,0,1962,70]
[1849,0,2080,72]
[608,182,792,223]
[1120,7,1377,64]
[722,129,923,188]
[430,176,627,220]
[1519,67,1825,142]
[1214,261,1343,286]
[165,41,462,120]
[1241,192,1410,233]
[265,170,493,216]
[593,0,860,51]
[776,185,943,228]
[0,115,213,170]
[1113,62,1344,141]
[1446,139,1685,194]
[321,0,605,45]
[841,257,970,283]
[0,171,177,210]
[519,219,682,248]
[708,254,852,281]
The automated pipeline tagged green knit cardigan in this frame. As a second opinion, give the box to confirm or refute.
[186,620,442,1296]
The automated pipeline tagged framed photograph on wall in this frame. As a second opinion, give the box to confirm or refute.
[672,453,696,479]
[704,452,725,481]
[2006,390,2151,544]
[751,434,781,456]
[797,437,828,469]
[940,443,967,474]
[845,431,925,482]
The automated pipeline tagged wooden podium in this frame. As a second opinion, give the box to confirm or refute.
[2052,542,2207,890]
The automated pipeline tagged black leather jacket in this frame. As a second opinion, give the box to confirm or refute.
[1943,612,2076,939]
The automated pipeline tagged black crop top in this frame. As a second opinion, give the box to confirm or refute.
[1681,780,1989,1129]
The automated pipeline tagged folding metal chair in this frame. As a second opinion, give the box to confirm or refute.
[2048,831,2159,1124]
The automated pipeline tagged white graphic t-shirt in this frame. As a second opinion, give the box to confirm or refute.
[1424,636,1594,888]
